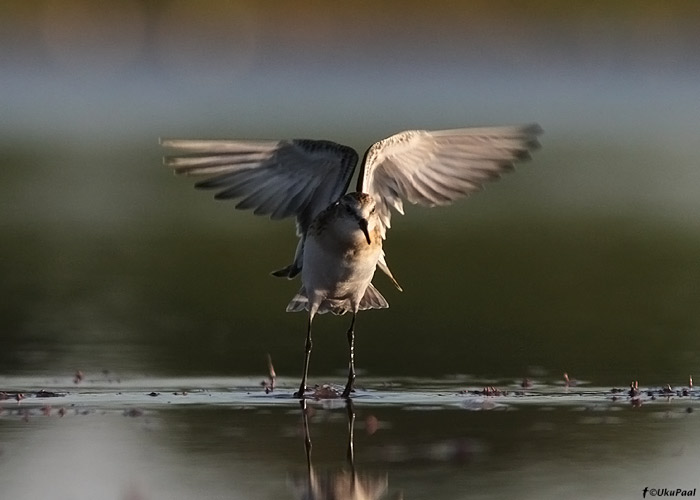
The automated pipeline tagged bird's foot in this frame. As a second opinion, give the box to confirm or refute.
[293,386,306,399]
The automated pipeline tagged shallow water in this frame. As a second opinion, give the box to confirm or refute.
[1,376,698,500]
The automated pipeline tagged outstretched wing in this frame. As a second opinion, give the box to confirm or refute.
[356,124,542,239]
[161,138,359,277]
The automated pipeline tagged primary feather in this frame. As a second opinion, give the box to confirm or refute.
[355,124,542,238]
[161,137,358,277]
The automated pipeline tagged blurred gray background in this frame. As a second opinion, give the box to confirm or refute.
[2,0,700,384]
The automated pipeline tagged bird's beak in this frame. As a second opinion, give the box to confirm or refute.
[358,219,371,245]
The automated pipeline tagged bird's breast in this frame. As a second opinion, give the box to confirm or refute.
[302,228,382,297]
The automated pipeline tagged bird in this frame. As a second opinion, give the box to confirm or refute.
[161,124,542,398]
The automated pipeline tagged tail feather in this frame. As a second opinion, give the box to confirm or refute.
[285,283,389,315]
[272,237,304,279]
[286,287,308,312]
[358,283,389,311]
[285,288,348,315]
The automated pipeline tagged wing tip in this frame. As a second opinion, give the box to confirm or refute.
[524,123,544,135]
[159,137,180,149]
[271,264,301,279]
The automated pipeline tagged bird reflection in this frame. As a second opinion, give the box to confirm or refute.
[290,399,390,500]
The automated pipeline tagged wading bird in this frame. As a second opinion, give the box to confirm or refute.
[161,124,542,398]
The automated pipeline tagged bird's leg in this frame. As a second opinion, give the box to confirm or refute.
[295,315,313,398]
[341,312,357,398]
[345,399,356,473]
[300,399,313,475]
[345,398,358,492]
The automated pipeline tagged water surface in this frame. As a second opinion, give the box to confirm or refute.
[1,376,697,499]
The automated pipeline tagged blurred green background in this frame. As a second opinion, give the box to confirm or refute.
[2,0,700,385]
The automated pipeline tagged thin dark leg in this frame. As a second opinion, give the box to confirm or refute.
[294,315,313,398]
[345,399,357,492]
[300,399,312,474]
[341,312,357,398]
[345,399,356,470]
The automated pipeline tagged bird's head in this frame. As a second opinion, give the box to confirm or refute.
[337,192,377,245]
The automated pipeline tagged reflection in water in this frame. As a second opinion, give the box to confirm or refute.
[291,400,391,500]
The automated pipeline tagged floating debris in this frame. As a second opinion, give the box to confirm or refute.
[564,372,578,387]
[262,353,276,394]
[35,390,63,398]
[629,381,639,398]
[1,375,698,416]
[482,386,506,396]
[460,386,507,396]
[312,384,341,400]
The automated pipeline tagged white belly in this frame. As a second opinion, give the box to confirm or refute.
[302,234,382,312]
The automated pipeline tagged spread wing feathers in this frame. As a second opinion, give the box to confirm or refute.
[162,138,359,279]
[356,124,542,238]
[161,138,359,236]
